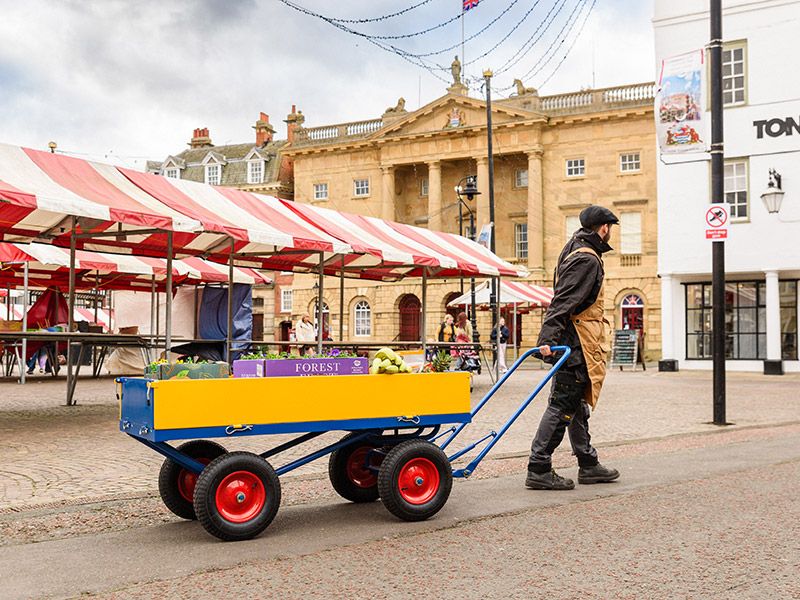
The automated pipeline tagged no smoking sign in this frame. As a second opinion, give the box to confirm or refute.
[705,204,728,240]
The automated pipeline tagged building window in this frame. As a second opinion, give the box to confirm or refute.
[354,300,371,337]
[780,281,798,360]
[280,289,293,313]
[684,281,791,360]
[164,167,179,179]
[514,223,528,260]
[247,160,264,184]
[313,183,328,201]
[565,215,580,242]
[515,169,528,188]
[620,212,642,255]
[621,293,644,330]
[566,158,585,177]
[620,153,640,173]
[722,43,746,106]
[420,178,429,197]
[354,178,370,197]
[463,224,476,241]
[724,160,748,220]
[205,164,221,186]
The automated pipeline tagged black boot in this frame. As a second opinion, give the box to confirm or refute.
[578,463,620,484]
[525,469,575,490]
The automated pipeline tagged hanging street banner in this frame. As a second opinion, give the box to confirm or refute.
[656,50,707,154]
[705,203,729,240]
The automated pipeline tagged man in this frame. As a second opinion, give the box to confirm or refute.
[526,205,621,490]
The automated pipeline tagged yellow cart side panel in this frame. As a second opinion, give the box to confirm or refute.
[152,372,470,430]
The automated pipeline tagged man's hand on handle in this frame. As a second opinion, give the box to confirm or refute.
[538,345,552,357]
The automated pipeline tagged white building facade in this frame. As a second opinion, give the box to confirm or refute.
[654,0,800,374]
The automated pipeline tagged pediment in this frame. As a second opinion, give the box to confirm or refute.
[201,151,227,166]
[370,94,545,139]
[161,155,185,170]
[244,147,269,161]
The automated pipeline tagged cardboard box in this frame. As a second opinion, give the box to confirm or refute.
[145,362,230,380]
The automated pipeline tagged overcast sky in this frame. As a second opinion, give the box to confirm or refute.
[0,0,654,169]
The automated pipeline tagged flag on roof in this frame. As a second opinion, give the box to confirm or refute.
[463,0,481,11]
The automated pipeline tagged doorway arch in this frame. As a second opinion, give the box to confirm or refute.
[444,292,462,320]
[620,293,644,331]
[398,294,421,341]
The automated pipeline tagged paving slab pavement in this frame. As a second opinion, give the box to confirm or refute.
[3,424,799,599]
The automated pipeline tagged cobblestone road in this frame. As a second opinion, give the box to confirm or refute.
[1,368,798,510]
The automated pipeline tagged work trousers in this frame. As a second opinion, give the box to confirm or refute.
[528,367,599,474]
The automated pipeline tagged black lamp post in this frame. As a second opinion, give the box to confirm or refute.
[456,176,480,343]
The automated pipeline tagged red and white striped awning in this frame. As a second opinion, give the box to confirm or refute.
[447,280,554,308]
[0,303,113,331]
[0,143,526,280]
[0,242,271,291]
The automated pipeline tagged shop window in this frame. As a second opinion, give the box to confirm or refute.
[722,42,747,106]
[566,158,585,177]
[514,223,528,260]
[515,169,528,188]
[313,183,328,200]
[354,300,371,337]
[354,178,370,197]
[620,212,642,255]
[621,294,644,331]
[724,160,748,220]
[780,281,798,360]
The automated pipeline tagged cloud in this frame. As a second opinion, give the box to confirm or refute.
[0,0,655,168]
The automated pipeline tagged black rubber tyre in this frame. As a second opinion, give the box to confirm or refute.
[377,440,453,522]
[193,451,281,542]
[328,433,384,503]
[158,439,227,520]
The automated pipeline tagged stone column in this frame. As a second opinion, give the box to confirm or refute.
[765,270,782,361]
[475,156,490,231]
[526,147,544,275]
[427,161,442,231]
[380,166,395,222]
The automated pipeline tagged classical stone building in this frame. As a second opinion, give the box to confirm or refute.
[282,81,661,359]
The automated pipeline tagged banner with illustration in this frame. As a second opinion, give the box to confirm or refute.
[656,50,706,154]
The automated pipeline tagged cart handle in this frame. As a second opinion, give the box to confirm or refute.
[440,345,571,478]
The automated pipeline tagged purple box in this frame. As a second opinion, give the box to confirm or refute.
[232,359,265,378]
[264,357,368,377]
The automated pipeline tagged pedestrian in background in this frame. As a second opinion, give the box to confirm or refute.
[454,311,473,342]
[295,313,316,355]
[526,205,620,491]
[490,317,510,373]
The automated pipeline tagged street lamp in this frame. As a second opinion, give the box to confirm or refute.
[455,176,480,343]
[47,141,57,154]
[760,169,785,214]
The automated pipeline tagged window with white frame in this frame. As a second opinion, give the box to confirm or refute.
[353,178,370,197]
[354,300,371,336]
[514,223,528,260]
[313,182,328,200]
[566,158,585,177]
[205,163,221,186]
[280,289,293,313]
[247,160,264,184]
[722,43,746,106]
[620,153,640,173]
[724,160,748,219]
[164,167,179,179]
[565,215,580,242]
[420,178,429,197]
[620,211,642,255]
[515,169,528,188]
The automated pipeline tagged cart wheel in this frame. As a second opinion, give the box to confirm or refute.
[158,440,227,520]
[329,433,384,503]
[378,440,453,522]
[193,451,281,542]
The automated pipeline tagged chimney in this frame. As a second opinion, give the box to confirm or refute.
[189,127,213,149]
[253,112,275,146]
[284,105,305,143]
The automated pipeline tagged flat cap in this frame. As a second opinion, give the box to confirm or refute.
[579,205,619,229]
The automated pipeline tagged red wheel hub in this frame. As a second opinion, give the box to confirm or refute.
[397,457,440,505]
[177,458,211,502]
[214,471,267,523]
[346,447,379,489]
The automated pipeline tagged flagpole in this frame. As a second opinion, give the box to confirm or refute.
[461,2,465,83]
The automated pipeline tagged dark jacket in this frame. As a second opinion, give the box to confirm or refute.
[438,322,456,342]
[490,325,510,344]
[537,228,611,370]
